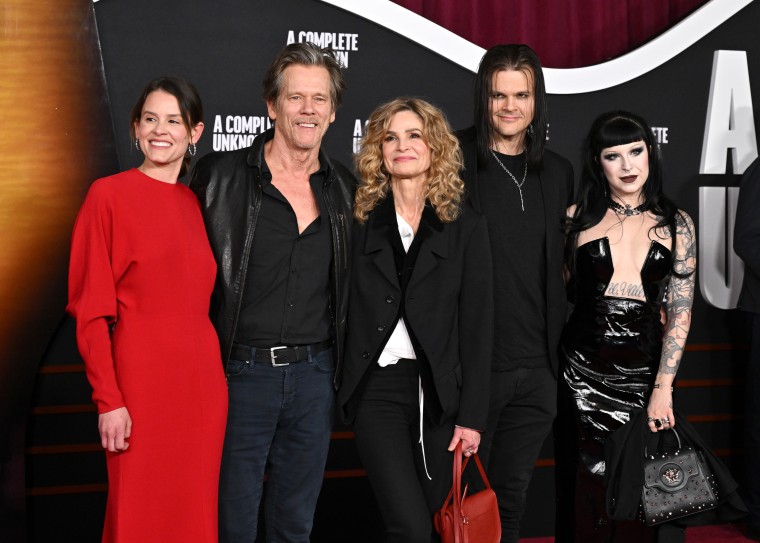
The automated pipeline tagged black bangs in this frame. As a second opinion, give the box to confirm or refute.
[592,117,649,152]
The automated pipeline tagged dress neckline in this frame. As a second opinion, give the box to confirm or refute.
[131,167,182,187]
[577,236,671,302]
[577,236,671,268]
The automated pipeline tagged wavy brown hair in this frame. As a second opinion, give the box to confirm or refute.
[354,97,464,223]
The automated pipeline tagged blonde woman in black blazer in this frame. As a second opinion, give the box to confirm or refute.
[338,97,493,543]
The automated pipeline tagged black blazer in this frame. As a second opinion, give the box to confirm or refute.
[734,157,760,314]
[457,127,574,376]
[338,197,494,431]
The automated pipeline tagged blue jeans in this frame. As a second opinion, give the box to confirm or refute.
[219,345,335,543]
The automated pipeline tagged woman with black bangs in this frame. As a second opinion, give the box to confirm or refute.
[560,110,696,542]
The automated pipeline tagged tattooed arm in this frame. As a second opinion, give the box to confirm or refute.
[647,210,696,432]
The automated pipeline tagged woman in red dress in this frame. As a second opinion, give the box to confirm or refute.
[67,77,228,542]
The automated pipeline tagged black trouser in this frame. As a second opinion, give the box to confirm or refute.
[746,312,760,529]
[478,364,557,543]
[354,360,454,543]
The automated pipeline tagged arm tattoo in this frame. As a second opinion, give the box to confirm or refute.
[658,212,696,376]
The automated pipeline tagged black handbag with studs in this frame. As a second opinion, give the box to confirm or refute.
[641,428,719,526]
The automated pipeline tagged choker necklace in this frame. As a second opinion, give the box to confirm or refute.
[608,200,646,217]
[490,150,527,211]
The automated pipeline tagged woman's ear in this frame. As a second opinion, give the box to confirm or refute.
[190,122,205,144]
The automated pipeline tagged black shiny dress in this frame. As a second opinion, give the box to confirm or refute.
[561,236,672,541]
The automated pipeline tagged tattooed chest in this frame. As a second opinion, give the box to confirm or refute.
[606,281,645,299]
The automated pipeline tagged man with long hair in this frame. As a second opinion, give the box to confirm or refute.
[458,44,574,543]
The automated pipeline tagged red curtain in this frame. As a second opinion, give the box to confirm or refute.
[392,0,708,68]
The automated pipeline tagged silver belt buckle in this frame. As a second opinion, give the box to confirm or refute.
[270,346,289,366]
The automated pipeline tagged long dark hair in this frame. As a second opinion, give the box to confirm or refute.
[473,44,547,169]
[566,110,689,276]
[129,76,203,178]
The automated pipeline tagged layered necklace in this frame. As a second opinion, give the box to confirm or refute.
[608,199,646,217]
[490,150,528,212]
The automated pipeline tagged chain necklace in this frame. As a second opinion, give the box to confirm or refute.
[608,199,646,217]
[490,150,528,211]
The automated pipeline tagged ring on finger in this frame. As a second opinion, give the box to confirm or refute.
[646,416,655,422]
[654,419,663,429]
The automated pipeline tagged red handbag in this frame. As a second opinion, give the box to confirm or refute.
[434,442,501,543]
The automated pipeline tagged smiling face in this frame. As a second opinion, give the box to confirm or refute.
[599,140,650,203]
[134,90,200,174]
[488,68,535,153]
[381,110,431,185]
[267,64,336,152]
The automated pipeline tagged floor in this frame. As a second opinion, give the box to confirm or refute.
[520,524,757,542]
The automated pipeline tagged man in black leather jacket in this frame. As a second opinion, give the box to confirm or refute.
[189,43,356,543]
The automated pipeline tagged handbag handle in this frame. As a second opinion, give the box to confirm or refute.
[444,441,493,543]
[644,427,682,457]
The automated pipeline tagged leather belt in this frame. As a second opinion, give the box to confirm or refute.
[230,340,332,367]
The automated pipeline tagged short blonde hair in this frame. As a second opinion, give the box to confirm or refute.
[354,97,464,223]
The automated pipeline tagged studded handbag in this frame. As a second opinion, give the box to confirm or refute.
[641,428,719,526]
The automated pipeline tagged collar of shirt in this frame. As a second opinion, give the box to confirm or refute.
[260,158,327,185]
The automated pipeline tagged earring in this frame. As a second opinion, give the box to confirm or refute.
[134,138,141,152]
[188,142,197,157]
[527,124,534,137]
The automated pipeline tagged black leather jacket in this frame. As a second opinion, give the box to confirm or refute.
[188,128,356,387]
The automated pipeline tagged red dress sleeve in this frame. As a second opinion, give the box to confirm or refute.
[66,179,125,414]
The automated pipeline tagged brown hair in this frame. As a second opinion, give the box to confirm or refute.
[129,76,203,178]
[262,42,345,110]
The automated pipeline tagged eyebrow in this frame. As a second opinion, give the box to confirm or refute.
[143,110,182,117]
[386,128,422,134]
[491,88,531,94]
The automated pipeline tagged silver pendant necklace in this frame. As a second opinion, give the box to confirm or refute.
[490,150,528,211]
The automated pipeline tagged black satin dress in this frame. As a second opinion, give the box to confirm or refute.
[561,236,672,541]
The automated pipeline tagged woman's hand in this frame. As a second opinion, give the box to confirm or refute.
[98,406,132,452]
[646,387,674,433]
[448,426,481,457]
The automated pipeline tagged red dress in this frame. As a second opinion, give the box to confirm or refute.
[67,168,228,543]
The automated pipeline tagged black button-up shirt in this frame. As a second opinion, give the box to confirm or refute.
[234,159,333,347]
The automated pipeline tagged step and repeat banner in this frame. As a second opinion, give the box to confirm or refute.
[5,0,759,540]
[94,0,759,324]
